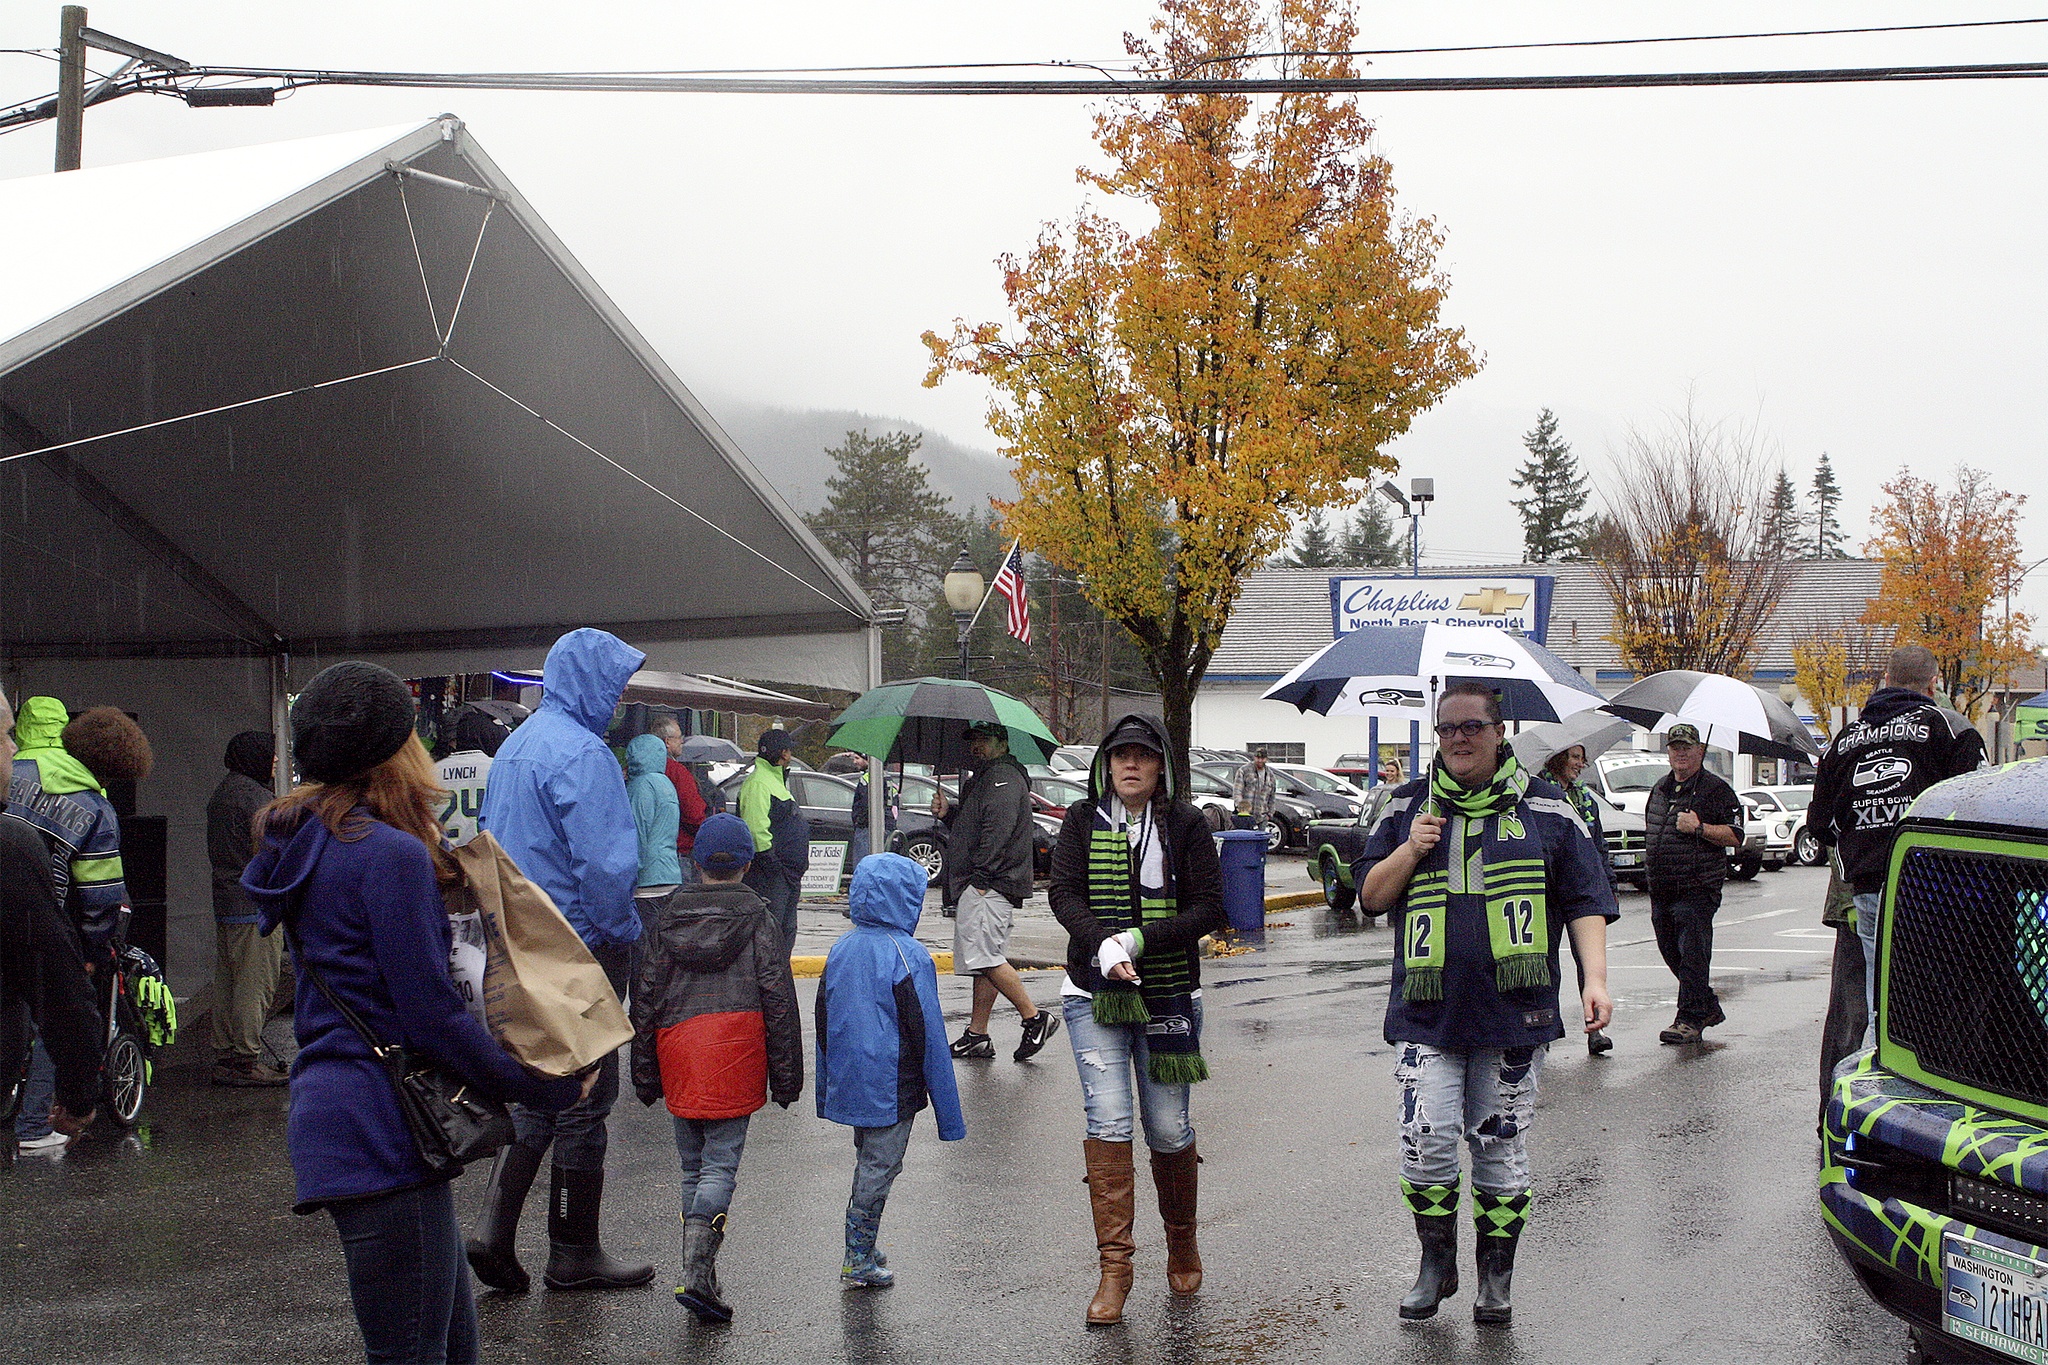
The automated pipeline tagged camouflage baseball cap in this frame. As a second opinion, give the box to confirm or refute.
[1665,722,1703,746]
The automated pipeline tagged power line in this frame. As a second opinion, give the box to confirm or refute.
[9,56,2048,132]
[1198,15,2048,66]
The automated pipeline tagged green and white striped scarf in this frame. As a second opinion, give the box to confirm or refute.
[1084,813,1208,1085]
[1401,750,1552,1001]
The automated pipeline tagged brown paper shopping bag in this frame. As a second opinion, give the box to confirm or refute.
[445,833,634,1077]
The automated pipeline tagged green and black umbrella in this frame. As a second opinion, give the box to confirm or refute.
[830,676,1058,770]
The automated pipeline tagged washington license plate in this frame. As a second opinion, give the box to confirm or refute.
[1944,1234,2048,1363]
[1611,853,1642,868]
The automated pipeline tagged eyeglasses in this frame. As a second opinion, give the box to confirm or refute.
[1433,720,1497,739]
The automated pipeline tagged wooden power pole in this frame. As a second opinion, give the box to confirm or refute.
[55,5,87,171]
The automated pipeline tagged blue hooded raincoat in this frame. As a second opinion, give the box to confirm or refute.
[815,854,965,1139]
[625,733,683,887]
[480,629,646,949]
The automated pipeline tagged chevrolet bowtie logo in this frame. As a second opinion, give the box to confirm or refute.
[1459,587,1529,615]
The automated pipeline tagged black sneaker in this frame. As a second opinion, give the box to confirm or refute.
[1013,1010,1061,1062]
[1587,1030,1614,1056]
[1701,1003,1726,1030]
[950,1030,994,1059]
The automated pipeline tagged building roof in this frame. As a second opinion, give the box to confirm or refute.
[1209,559,1887,681]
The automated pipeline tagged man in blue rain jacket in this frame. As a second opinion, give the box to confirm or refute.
[469,627,654,1293]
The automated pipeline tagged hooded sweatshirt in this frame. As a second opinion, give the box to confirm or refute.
[480,629,647,949]
[626,734,683,888]
[815,854,965,1138]
[1048,713,1226,998]
[241,809,579,1211]
[6,696,127,948]
[1813,685,1987,894]
[630,880,801,1118]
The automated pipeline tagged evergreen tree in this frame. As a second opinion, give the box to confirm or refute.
[1276,510,1342,568]
[1810,453,1848,558]
[1761,466,1808,560]
[1509,408,1592,562]
[1339,497,1407,567]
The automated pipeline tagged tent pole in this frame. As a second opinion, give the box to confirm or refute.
[271,650,292,798]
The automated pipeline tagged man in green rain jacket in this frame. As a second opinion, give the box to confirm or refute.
[6,697,128,952]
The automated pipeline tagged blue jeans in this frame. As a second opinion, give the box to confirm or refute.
[1062,994,1197,1153]
[1393,1041,1547,1195]
[850,828,871,865]
[329,1181,477,1365]
[848,1116,915,1228]
[1854,891,1883,1046]
[14,1038,55,1141]
[671,1114,750,1221]
[510,940,630,1170]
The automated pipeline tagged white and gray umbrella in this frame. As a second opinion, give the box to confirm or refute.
[1600,670,1821,761]
[1508,711,1636,772]
[1264,624,1605,723]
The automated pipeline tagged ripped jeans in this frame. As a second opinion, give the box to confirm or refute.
[1393,1041,1547,1195]
[1062,994,1197,1153]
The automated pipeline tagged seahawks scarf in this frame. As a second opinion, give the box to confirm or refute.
[1401,749,1552,1001]
[1084,812,1208,1085]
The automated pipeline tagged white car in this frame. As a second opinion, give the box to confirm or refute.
[1275,763,1368,802]
[1743,785,1822,866]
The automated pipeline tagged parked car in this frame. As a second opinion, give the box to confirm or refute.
[1049,744,1095,773]
[1275,763,1368,800]
[1030,774,1089,817]
[883,771,1053,886]
[1819,760,2048,1364]
[1199,760,1354,852]
[1744,785,1821,866]
[1184,768,1238,833]
[1327,753,1379,788]
[1592,752,1765,880]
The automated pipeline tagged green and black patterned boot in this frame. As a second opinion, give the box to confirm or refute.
[1472,1189,1529,1324]
[1398,1177,1460,1320]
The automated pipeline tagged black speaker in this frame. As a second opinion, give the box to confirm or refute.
[119,815,168,969]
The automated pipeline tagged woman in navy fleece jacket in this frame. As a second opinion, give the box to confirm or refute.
[242,662,580,1365]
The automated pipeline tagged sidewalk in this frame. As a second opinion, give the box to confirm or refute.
[788,849,1321,974]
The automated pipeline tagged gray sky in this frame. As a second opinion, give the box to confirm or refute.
[5,1,2045,624]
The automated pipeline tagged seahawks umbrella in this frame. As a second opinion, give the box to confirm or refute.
[829,676,1058,770]
[1508,710,1636,771]
[1599,670,1821,761]
[1263,624,1605,723]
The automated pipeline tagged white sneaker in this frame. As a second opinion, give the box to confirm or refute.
[16,1131,69,1153]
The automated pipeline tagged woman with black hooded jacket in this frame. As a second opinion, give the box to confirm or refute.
[1048,713,1226,1327]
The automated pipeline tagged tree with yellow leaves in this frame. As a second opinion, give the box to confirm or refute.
[922,0,1476,773]
[1790,616,1890,738]
[1862,465,2034,718]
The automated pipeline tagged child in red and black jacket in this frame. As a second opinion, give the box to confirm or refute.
[631,813,802,1323]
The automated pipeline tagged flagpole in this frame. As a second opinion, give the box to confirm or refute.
[964,537,1020,636]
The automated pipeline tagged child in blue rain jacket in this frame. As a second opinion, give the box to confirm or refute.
[815,853,965,1287]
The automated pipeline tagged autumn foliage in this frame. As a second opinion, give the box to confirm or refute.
[922,0,1477,767]
[1862,466,2033,718]
[1790,617,1890,738]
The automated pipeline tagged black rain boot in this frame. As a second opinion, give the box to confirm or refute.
[675,1214,732,1323]
[1397,1178,1460,1321]
[543,1166,656,1291]
[1472,1189,1529,1324]
[465,1142,543,1293]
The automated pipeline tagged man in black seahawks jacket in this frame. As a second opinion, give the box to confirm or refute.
[1811,644,1985,1046]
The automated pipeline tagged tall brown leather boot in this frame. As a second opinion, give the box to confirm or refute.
[1150,1143,1203,1294]
[1083,1138,1136,1326]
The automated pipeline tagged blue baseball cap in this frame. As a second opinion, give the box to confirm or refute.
[693,813,756,873]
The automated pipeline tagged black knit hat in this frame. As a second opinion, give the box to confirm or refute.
[292,663,418,783]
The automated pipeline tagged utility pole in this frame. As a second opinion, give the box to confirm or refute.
[1047,568,1062,739]
[1100,615,1110,733]
[55,6,87,171]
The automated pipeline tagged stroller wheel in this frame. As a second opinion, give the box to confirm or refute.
[106,1034,147,1128]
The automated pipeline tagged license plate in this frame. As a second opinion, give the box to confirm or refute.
[1944,1234,2048,1363]
[1611,853,1642,868]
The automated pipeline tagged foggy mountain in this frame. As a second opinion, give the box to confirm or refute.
[701,398,1016,517]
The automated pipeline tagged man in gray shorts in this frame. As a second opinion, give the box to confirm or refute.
[939,721,1059,1062]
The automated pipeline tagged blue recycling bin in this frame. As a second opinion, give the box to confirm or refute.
[1215,829,1268,933]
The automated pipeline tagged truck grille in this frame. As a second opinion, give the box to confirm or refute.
[1603,828,1644,857]
[1885,838,2048,1117]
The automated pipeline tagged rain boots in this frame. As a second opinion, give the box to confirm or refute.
[1471,1190,1529,1324]
[1084,1138,1137,1325]
[1398,1177,1460,1320]
[465,1142,543,1293]
[675,1214,732,1322]
[1150,1143,1203,1295]
[841,1208,894,1289]
[542,1166,655,1291]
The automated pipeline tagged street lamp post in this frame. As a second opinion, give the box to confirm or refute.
[942,546,985,680]
[1376,476,1434,578]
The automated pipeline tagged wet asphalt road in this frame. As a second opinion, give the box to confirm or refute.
[3,864,1918,1364]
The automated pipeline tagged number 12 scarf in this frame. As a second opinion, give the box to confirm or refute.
[1401,749,1552,1002]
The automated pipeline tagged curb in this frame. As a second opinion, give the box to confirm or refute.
[789,950,1065,979]
[1265,890,1326,911]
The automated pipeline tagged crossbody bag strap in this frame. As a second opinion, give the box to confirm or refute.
[279,851,402,1067]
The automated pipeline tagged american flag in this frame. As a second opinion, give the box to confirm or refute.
[992,540,1032,645]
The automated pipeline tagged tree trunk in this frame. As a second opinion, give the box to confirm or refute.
[1157,664,1196,800]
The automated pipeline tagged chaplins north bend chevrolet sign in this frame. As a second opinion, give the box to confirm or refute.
[1328,575,1554,643]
